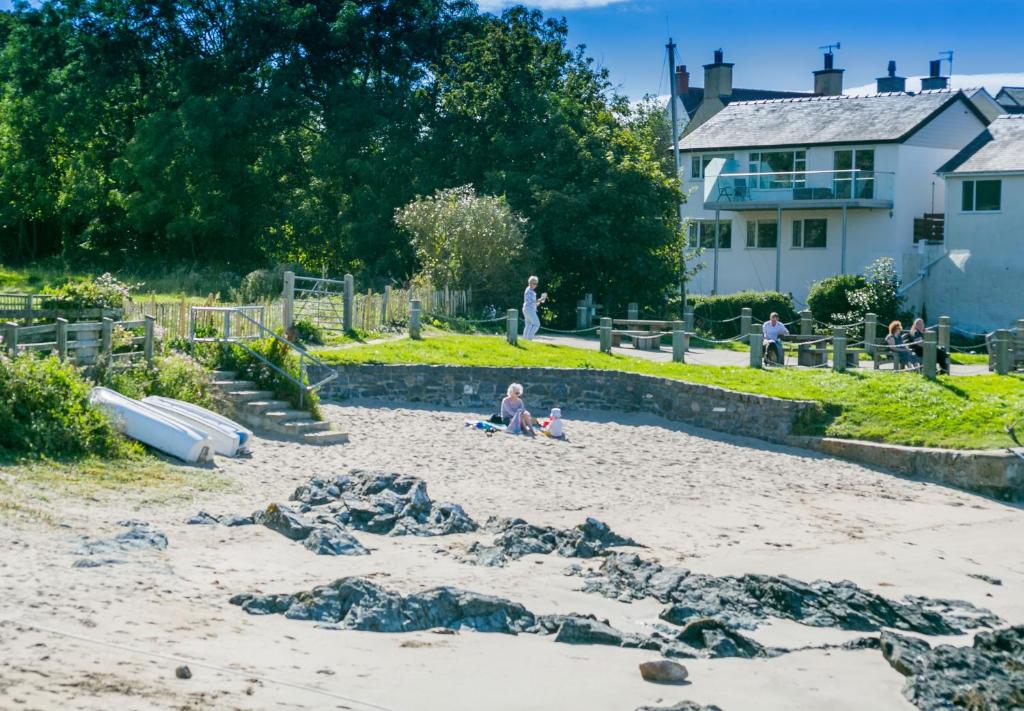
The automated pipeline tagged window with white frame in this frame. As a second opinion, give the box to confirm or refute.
[746,220,778,248]
[961,180,1001,212]
[690,153,735,179]
[833,149,875,199]
[792,218,828,248]
[749,150,806,188]
[687,220,732,249]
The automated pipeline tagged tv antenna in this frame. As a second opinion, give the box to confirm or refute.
[939,50,954,78]
[819,41,841,54]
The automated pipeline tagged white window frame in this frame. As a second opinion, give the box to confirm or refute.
[745,220,778,249]
[688,220,732,249]
[960,179,1002,213]
[792,218,828,249]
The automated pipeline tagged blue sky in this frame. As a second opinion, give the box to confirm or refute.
[480,0,1024,99]
[3,0,1021,99]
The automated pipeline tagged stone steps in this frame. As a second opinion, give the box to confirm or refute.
[210,374,348,446]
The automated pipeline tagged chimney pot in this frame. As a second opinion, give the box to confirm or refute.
[887,60,896,77]
[929,60,940,78]
[824,52,834,70]
[876,60,906,93]
[920,60,948,90]
[675,65,690,95]
[713,49,723,64]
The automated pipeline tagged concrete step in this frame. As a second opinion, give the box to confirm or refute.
[242,399,291,415]
[211,370,237,380]
[262,409,310,424]
[280,420,331,434]
[300,430,350,446]
[225,389,276,403]
[212,379,258,392]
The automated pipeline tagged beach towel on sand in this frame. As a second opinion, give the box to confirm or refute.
[464,419,507,433]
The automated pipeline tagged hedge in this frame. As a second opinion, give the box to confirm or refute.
[690,291,798,339]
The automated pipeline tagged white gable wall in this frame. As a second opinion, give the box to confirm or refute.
[904,99,987,149]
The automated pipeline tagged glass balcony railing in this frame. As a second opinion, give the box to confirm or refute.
[703,169,894,209]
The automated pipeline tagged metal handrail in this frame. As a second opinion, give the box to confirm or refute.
[189,306,337,408]
[715,168,895,178]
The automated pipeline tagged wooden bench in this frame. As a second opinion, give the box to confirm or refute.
[985,332,1024,371]
[873,346,918,371]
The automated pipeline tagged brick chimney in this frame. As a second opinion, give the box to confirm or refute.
[675,65,690,95]
[703,49,733,99]
[876,60,906,93]
[920,59,948,90]
[813,52,844,96]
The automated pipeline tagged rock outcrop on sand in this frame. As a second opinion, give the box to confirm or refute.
[577,554,1001,635]
[883,626,1024,711]
[460,516,642,567]
[635,703,722,711]
[72,520,168,567]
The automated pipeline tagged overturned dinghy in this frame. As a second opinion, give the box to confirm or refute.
[143,395,252,457]
[89,387,213,463]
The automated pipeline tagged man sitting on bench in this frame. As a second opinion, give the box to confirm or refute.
[762,312,789,364]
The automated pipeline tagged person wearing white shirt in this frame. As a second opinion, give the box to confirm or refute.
[762,312,789,364]
[522,276,547,340]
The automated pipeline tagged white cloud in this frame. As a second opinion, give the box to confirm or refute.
[845,72,1024,96]
[477,0,630,11]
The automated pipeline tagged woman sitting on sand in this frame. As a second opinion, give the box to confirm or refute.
[500,383,534,435]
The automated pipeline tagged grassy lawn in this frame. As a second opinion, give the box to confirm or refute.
[0,455,232,525]
[317,333,1024,450]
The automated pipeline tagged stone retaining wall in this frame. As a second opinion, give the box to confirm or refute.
[313,363,821,443]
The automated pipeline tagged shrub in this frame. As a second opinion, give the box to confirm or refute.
[293,319,324,345]
[41,273,141,310]
[231,266,287,303]
[99,353,214,408]
[689,291,797,339]
[848,257,904,326]
[0,355,130,459]
[806,274,867,326]
[215,338,320,418]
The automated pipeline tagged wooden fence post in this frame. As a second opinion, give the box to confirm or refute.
[740,307,752,343]
[282,271,295,333]
[409,299,422,340]
[599,317,612,354]
[4,321,18,357]
[26,294,34,326]
[864,313,877,355]
[832,326,847,373]
[672,321,686,363]
[800,309,812,336]
[937,316,951,353]
[343,273,354,332]
[101,317,113,357]
[55,317,68,361]
[506,309,518,345]
[748,323,762,368]
[922,330,937,379]
[995,329,1010,375]
[382,285,391,325]
[144,315,155,362]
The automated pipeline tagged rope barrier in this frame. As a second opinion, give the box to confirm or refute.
[426,312,506,325]
[538,325,599,335]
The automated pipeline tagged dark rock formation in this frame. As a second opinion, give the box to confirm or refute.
[635,703,723,711]
[898,625,1024,710]
[292,470,477,537]
[579,554,1001,635]
[966,573,1002,586]
[303,527,369,556]
[221,515,254,527]
[186,511,219,525]
[231,578,533,633]
[461,516,641,567]
[74,521,168,566]
[254,503,313,541]
[880,631,932,677]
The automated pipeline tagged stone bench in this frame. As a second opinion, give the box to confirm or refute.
[611,330,662,350]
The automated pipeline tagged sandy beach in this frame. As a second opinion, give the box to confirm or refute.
[2,401,1022,711]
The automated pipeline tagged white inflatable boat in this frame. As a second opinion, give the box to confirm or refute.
[89,387,214,463]
[143,396,252,457]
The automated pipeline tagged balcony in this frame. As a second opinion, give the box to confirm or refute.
[703,169,894,211]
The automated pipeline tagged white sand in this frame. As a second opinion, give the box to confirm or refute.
[1,401,1022,711]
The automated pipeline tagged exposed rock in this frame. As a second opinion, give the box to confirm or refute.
[174,665,192,680]
[74,521,168,564]
[255,503,313,541]
[461,516,641,566]
[672,617,764,659]
[635,703,723,711]
[221,515,254,527]
[899,625,1024,710]
[638,660,689,684]
[581,554,1000,635]
[302,527,369,556]
[186,511,219,525]
[72,557,124,568]
[880,631,932,677]
[967,573,1002,586]
[232,578,534,634]
[290,470,477,537]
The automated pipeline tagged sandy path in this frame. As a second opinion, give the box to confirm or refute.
[1,401,1021,710]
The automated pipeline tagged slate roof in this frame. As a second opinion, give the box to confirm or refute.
[996,87,1024,108]
[936,115,1024,174]
[678,90,981,152]
[680,87,814,118]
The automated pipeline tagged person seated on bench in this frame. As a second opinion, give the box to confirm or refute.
[500,383,534,435]
[906,318,950,375]
[884,320,918,368]
[762,312,789,363]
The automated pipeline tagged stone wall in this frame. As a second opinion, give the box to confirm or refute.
[312,364,821,443]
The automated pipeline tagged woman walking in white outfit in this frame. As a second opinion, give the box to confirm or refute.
[522,275,547,340]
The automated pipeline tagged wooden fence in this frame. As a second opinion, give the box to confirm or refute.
[0,293,122,325]
[124,298,281,340]
[1,315,155,365]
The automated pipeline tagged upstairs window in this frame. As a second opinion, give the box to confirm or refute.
[749,150,806,188]
[688,220,732,249]
[833,149,875,199]
[962,180,1001,212]
[792,219,828,248]
[690,153,735,179]
[746,220,778,249]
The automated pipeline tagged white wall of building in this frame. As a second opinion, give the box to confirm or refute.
[919,174,1024,332]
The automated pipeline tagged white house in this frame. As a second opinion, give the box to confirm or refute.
[907,115,1024,331]
[676,84,991,305]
